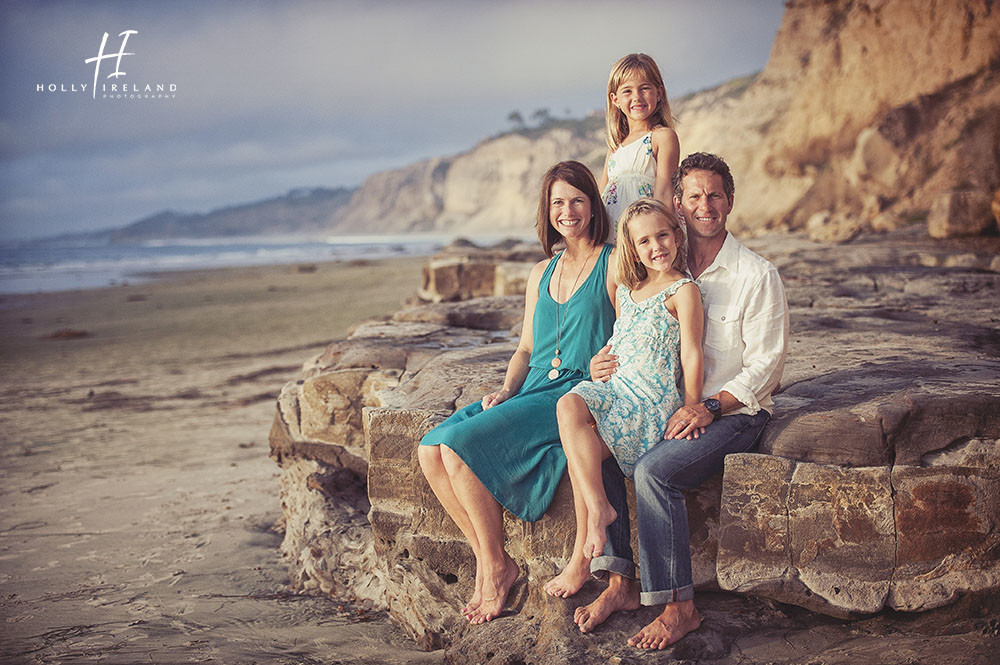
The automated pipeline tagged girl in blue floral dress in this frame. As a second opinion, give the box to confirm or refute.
[599,53,680,234]
[544,198,704,599]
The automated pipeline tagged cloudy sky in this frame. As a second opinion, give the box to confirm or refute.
[0,0,785,242]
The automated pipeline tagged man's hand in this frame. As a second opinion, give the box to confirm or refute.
[482,388,512,410]
[664,403,712,440]
[590,344,619,383]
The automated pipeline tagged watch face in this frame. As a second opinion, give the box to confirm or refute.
[704,398,721,415]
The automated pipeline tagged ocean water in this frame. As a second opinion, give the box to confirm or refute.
[0,234,475,294]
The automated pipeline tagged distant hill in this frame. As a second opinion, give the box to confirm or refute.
[28,187,357,246]
[32,186,354,246]
[104,187,355,244]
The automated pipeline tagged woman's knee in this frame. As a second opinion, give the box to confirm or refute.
[417,443,442,477]
[439,444,469,476]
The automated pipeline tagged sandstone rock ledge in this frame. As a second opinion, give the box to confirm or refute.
[269,232,1000,663]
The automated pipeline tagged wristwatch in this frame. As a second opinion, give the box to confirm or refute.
[702,398,722,420]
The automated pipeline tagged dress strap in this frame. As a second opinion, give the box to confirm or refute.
[615,284,628,307]
[593,243,613,291]
[664,277,695,298]
[537,251,562,301]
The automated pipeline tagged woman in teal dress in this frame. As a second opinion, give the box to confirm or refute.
[418,161,617,624]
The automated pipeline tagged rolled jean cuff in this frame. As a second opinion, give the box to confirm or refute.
[590,555,635,581]
[640,583,694,606]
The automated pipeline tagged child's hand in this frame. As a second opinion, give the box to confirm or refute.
[589,344,619,383]
[482,388,512,410]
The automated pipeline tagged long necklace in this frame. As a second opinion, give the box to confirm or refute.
[549,246,598,381]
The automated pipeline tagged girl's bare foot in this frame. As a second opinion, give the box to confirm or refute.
[462,560,484,615]
[582,502,617,559]
[468,556,519,624]
[627,599,702,649]
[573,574,640,632]
[544,552,591,598]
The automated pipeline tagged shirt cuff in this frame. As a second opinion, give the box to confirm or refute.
[721,380,760,415]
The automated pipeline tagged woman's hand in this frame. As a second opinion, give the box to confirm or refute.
[663,404,711,440]
[482,388,513,410]
[589,344,619,383]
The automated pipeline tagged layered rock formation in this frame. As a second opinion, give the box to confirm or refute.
[269,228,1000,662]
[332,126,605,235]
[732,0,1000,239]
[326,0,999,242]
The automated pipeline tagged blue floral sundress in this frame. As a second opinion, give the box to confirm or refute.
[569,277,694,476]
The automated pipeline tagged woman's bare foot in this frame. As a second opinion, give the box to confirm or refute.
[573,574,640,633]
[582,502,617,559]
[544,552,591,598]
[468,556,519,624]
[462,560,484,615]
[627,599,702,649]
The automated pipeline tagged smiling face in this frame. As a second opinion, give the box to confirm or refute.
[611,71,661,125]
[675,169,733,241]
[629,211,681,275]
[548,180,592,240]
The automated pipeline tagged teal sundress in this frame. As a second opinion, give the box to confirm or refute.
[419,243,616,521]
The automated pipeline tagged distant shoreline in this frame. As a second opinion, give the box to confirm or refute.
[0,233,536,296]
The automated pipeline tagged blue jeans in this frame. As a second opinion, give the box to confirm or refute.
[591,411,770,605]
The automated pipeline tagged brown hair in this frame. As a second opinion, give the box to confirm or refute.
[615,198,686,290]
[672,152,735,204]
[536,161,610,258]
[605,53,675,151]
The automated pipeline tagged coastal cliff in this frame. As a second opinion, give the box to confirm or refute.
[720,0,1000,238]
[330,126,606,234]
[330,0,999,241]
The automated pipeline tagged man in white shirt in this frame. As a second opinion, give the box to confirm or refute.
[577,152,789,649]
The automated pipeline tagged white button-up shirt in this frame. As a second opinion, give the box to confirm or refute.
[692,232,789,416]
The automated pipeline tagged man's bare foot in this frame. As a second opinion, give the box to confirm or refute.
[628,599,702,649]
[468,556,519,624]
[462,560,484,615]
[582,502,617,559]
[544,552,590,598]
[573,574,640,633]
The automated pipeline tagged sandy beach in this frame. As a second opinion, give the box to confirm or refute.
[0,258,443,664]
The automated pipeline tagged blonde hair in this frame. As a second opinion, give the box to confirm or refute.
[615,198,686,290]
[605,53,675,151]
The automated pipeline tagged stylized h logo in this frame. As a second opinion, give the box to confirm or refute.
[85,30,138,99]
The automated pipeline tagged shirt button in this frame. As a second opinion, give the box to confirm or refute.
[721,316,726,321]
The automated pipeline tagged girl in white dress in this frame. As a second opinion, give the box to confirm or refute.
[544,198,704,600]
[600,53,681,233]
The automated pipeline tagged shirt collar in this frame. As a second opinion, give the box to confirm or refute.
[691,231,738,279]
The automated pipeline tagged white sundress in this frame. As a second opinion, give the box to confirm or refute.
[602,131,656,232]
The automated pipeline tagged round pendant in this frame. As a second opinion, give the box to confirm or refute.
[548,368,560,381]
[550,356,561,369]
